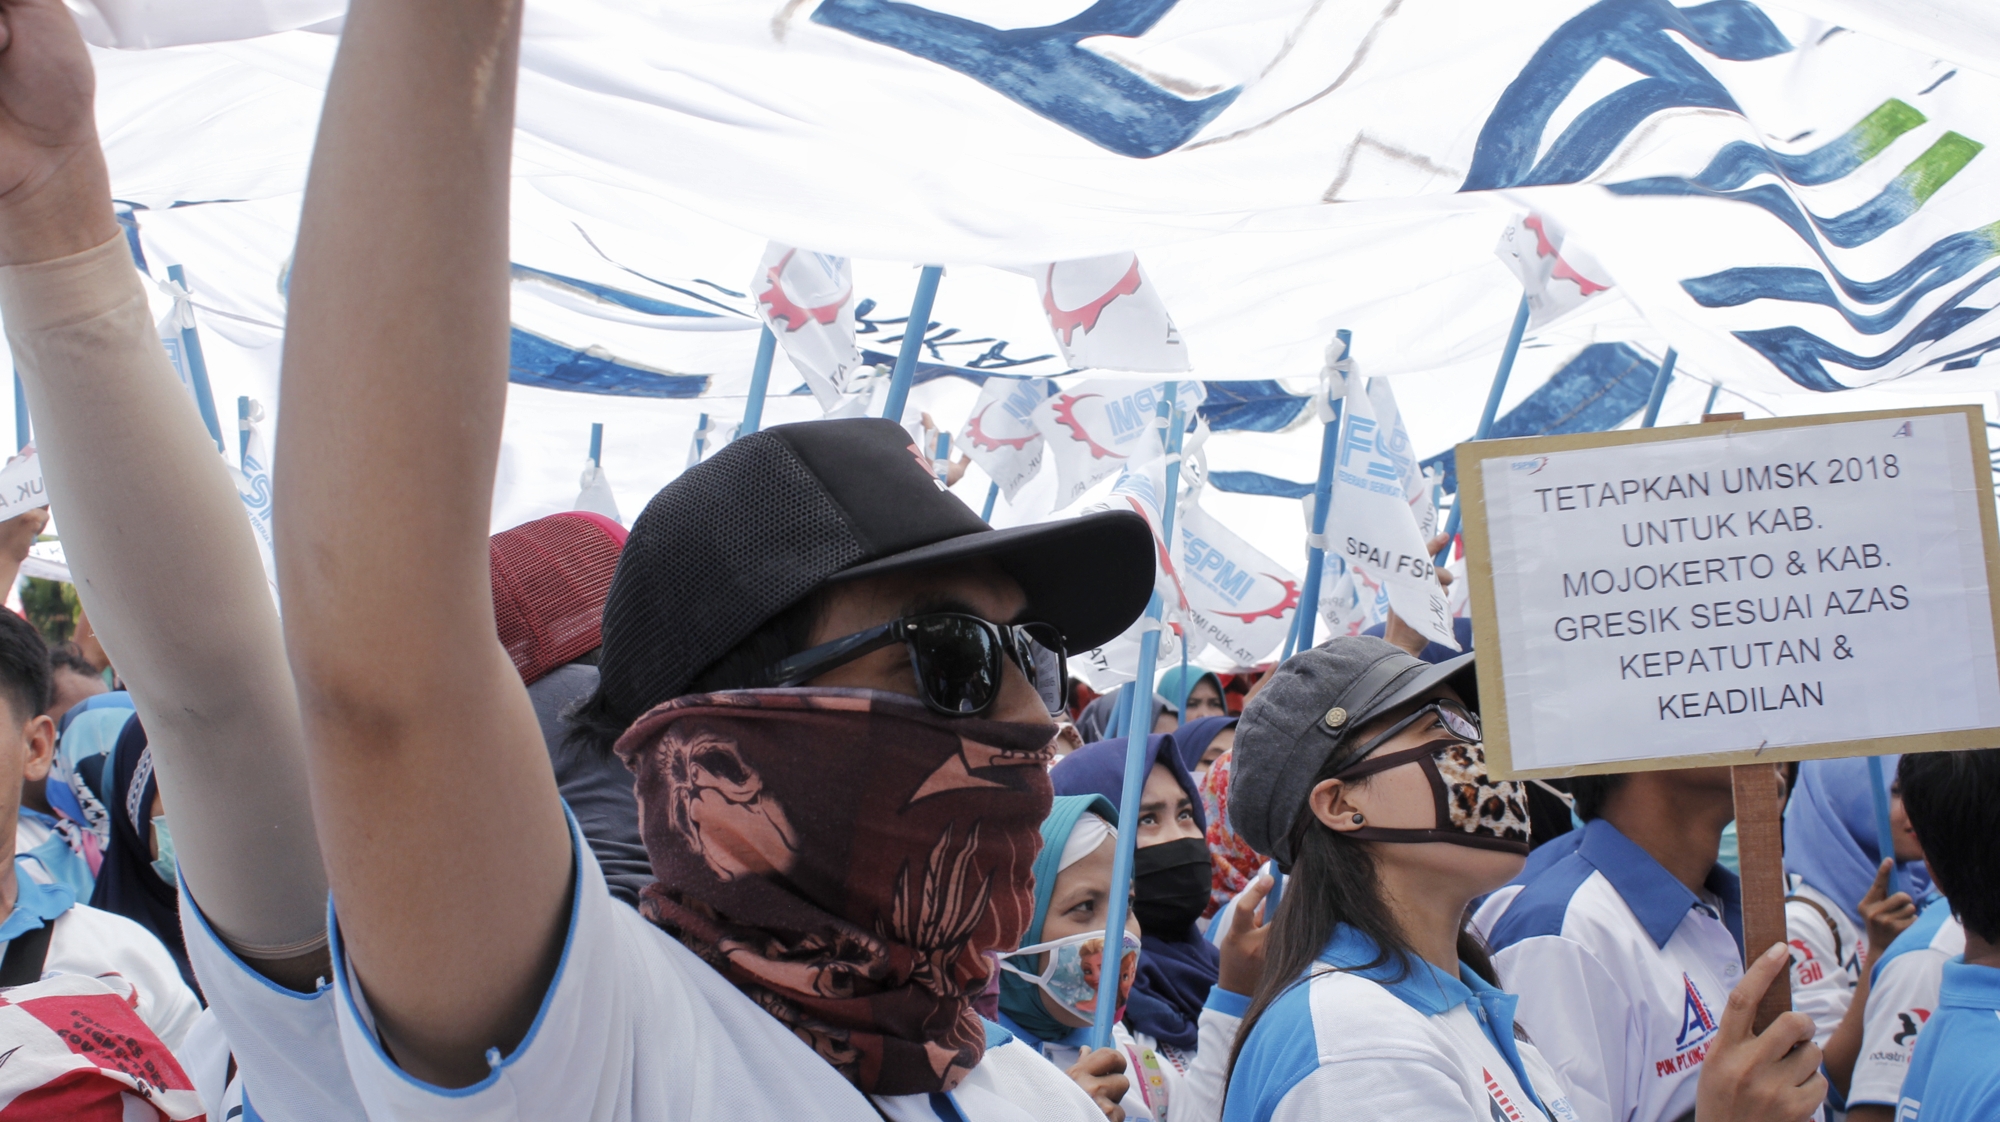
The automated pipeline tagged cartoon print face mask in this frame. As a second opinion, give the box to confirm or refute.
[1333,735,1530,854]
[995,928,1142,1021]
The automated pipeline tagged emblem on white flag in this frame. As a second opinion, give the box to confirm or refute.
[751,243,867,413]
[1031,253,1190,373]
[1031,380,1204,509]
[1496,212,1615,331]
[957,378,1051,502]
[1327,356,1456,650]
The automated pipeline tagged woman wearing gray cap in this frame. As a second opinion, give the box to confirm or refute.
[1218,636,1827,1122]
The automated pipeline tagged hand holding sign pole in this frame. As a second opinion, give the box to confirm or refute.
[1090,382,1186,1051]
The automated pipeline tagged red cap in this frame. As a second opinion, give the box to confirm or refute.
[490,511,628,685]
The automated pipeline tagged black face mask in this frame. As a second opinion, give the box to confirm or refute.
[1130,836,1212,936]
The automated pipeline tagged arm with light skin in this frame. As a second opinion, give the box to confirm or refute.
[275,0,570,1086]
[1821,859,1916,1094]
[0,0,327,985]
[0,506,48,595]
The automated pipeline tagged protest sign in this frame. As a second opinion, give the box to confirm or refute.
[1460,406,2000,778]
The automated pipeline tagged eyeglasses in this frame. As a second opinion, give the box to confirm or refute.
[1353,699,1480,758]
[757,612,1067,718]
[1335,699,1482,781]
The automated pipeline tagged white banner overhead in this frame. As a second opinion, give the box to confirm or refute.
[1462,407,2000,777]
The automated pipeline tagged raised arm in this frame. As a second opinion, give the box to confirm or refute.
[0,0,327,981]
[276,0,571,1085]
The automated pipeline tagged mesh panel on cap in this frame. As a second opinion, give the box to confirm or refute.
[490,512,627,685]
[596,431,867,726]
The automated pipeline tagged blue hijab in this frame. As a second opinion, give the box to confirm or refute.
[998,794,1119,1044]
[1155,666,1224,722]
[1050,735,1219,1051]
[1784,756,1931,927]
[1173,716,1237,775]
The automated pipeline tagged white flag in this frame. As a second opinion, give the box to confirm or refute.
[1030,253,1190,373]
[1328,364,1456,649]
[574,462,622,524]
[1496,211,1616,331]
[751,243,866,413]
[956,378,1049,503]
[1364,377,1438,542]
[1031,380,1204,509]
[1176,499,1298,668]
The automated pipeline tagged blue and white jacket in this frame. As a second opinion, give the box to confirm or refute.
[1223,925,1577,1122]
[1481,820,1745,1122]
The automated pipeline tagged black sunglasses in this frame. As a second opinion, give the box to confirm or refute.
[757,612,1067,718]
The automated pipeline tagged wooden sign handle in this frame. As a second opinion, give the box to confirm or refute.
[1731,763,1792,1032]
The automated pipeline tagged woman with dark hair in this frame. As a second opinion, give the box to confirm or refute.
[1218,637,1828,1122]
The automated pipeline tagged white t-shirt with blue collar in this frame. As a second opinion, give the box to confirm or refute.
[181,814,1105,1122]
[1849,893,1965,1110]
[1483,819,1746,1122]
[1223,925,1578,1122]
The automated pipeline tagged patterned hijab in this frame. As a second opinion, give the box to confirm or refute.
[1198,749,1267,918]
[616,687,1055,1096]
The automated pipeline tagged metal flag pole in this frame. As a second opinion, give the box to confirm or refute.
[165,265,226,454]
[1703,382,1722,418]
[980,482,1000,522]
[1867,756,1903,897]
[1292,330,1354,656]
[880,265,944,424]
[741,327,776,436]
[589,422,604,468]
[1435,295,1531,566]
[1639,349,1679,429]
[13,369,28,451]
[1090,381,1188,1049]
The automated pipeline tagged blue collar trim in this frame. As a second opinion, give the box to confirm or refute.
[979,1017,1014,1049]
[0,864,76,943]
[1939,960,2000,1010]
[1317,926,1546,1115]
[1578,819,1739,950]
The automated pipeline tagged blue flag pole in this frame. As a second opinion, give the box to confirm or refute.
[13,369,28,451]
[1090,382,1188,1050]
[1702,382,1722,417]
[165,265,226,455]
[979,482,1000,522]
[933,431,951,485]
[1435,295,1530,566]
[880,265,943,424]
[741,327,776,436]
[238,396,252,468]
[1292,331,1353,656]
[1867,756,1903,897]
[589,422,604,467]
[1639,349,1678,429]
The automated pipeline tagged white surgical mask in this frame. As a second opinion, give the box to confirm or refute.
[150,815,177,888]
[995,928,1141,1021]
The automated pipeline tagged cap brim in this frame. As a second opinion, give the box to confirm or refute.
[1366,648,1480,723]
[828,510,1155,654]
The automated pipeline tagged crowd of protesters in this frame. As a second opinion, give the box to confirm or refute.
[0,1,1994,1120]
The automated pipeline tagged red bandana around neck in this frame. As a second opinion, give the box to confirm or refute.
[614,688,1056,1096]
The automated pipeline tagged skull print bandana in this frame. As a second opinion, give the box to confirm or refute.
[1331,738,1531,854]
[615,688,1056,1096]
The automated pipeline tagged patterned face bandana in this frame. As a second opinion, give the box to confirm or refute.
[1333,738,1531,854]
[616,688,1056,1096]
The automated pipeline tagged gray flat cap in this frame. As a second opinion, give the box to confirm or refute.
[1230,635,1477,868]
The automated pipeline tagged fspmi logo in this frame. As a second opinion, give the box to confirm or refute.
[1511,456,1549,475]
[1675,974,1719,1048]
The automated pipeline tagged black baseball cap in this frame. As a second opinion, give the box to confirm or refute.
[1231,635,1478,868]
[594,417,1154,726]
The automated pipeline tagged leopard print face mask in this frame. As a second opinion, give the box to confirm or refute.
[1331,737,1531,854]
